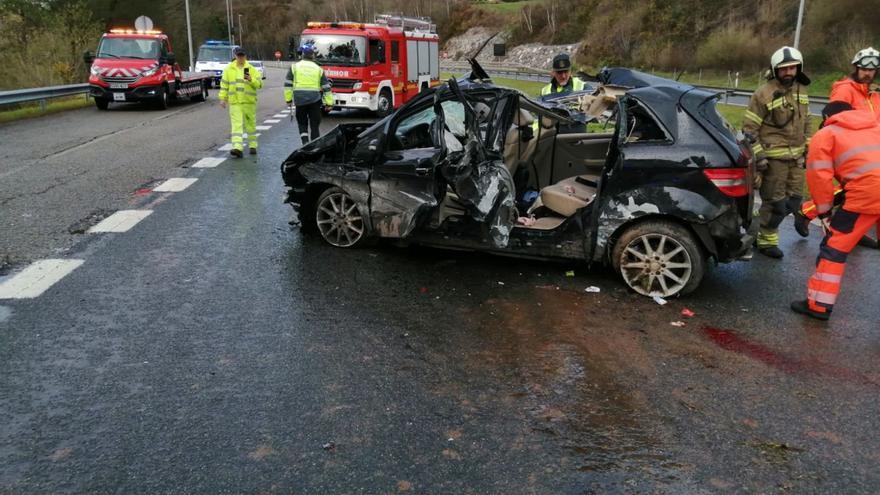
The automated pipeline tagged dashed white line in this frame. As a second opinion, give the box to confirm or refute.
[272,114,286,118]
[255,125,272,130]
[192,157,226,168]
[218,144,233,151]
[0,259,84,299]
[264,119,281,124]
[87,210,153,233]
[153,178,198,192]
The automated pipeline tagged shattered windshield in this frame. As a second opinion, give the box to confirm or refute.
[303,35,366,66]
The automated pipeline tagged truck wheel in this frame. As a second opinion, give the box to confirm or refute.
[376,89,393,117]
[191,81,207,102]
[95,98,109,110]
[611,220,706,298]
[154,86,169,110]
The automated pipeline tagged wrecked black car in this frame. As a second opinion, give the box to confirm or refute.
[281,62,754,298]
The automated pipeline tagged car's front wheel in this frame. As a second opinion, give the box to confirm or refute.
[611,220,705,298]
[315,187,366,248]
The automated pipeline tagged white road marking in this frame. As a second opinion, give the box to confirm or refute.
[272,114,286,118]
[218,144,233,151]
[255,125,272,130]
[87,210,153,233]
[192,157,225,168]
[153,178,198,192]
[264,119,281,124]
[0,259,84,299]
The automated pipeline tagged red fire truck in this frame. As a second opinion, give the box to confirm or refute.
[85,29,213,111]
[299,14,440,116]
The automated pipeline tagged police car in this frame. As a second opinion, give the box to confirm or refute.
[194,40,237,87]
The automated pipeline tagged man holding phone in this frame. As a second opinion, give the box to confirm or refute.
[218,47,263,157]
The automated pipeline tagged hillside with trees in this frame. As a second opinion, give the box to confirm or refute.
[1,0,877,90]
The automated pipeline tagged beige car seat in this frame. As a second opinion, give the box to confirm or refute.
[502,109,537,174]
[540,175,599,217]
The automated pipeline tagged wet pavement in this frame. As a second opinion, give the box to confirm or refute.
[1,95,880,493]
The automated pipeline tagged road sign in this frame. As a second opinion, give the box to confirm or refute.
[135,15,154,32]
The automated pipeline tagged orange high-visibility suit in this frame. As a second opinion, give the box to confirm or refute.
[829,78,880,117]
[804,110,880,315]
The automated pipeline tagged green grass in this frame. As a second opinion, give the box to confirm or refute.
[0,95,92,124]
[650,69,839,97]
[472,0,542,15]
[717,103,821,134]
[441,72,545,96]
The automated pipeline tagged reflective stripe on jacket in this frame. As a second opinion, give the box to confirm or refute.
[284,60,332,106]
[218,61,262,105]
[742,79,812,160]
[829,78,880,117]
[541,77,586,96]
[806,110,880,215]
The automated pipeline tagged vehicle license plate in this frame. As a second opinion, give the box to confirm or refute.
[109,83,128,89]
[112,92,126,101]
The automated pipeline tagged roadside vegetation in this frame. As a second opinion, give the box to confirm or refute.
[0,95,92,124]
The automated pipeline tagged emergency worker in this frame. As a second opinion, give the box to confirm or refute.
[218,47,263,157]
[742,46,812,258]
[284,43,333,144]
[791,102,880,320]
[541,53,586,96]
[793,48,879,246]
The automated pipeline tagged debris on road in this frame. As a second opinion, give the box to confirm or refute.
[497,281,505,286]
[670,321,686,327]
[681,308,696,318]
[322,442,336,451]
[584,286,601,293]
[653,296,668,305]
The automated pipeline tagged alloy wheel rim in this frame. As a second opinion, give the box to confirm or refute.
[619,233,692,297]
[316,192,364,247]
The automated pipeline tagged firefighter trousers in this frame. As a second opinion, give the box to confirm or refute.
[295,101,322,144]
[807,209,880,314]
[229,103,257,151]
[758,158,804,247]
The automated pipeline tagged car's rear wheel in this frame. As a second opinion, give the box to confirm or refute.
[611,220,705,298]
[315,187,366,248]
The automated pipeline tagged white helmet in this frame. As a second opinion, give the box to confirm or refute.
[771,46,804,70]
[852,47,880,69]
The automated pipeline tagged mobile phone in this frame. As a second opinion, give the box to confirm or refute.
[244,68,250,77]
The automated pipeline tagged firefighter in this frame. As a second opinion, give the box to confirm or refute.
[284,42,333,144]
[793,48,879,246]
[541,53,586,96]
[790,101,880,320]
[742,46,813,258]
[218,47,263,157]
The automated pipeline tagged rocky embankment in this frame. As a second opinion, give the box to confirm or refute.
[443,27,581,71]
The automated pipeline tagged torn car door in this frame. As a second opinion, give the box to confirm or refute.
[436,79,516,248]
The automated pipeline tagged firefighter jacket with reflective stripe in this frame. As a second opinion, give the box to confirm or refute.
[743,79,812,160]
[541,77,586,96]
[829,78,880,117]
[284,60,332,106]
[806,110,880,215]
[218,62,262,105]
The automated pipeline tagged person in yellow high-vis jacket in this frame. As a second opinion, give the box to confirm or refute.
[284,42,332,144]
[219,47,263,157]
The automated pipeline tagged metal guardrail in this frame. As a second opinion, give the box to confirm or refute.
[0,84,90,108]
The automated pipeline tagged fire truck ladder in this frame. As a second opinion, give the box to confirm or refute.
[374,14,436,33]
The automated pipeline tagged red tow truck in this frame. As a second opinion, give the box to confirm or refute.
[85,29,213,110]
[299,14,440,116]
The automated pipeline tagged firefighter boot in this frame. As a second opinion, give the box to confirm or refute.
[790,300,830,321]
[793,210,810,237]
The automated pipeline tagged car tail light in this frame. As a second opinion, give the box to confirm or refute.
[703,168,748,197]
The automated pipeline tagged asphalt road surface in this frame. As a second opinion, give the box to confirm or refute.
[1,71,879,493]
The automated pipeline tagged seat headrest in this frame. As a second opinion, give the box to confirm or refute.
[513,108,535,126]
[540,116,556,129]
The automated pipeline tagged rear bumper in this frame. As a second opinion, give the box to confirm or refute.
[694,208,754,262]
[89,84,163,102]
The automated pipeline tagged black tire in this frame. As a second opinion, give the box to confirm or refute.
[611,220,706,298]
[375,88,393,117]
[95,98,109,110]
[314,187,367,248]
[154,86,169,110]
[191,81,207,102]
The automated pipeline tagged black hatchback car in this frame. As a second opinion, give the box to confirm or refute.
[281,63,754,298]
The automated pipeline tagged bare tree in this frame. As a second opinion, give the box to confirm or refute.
[521,4,534,34]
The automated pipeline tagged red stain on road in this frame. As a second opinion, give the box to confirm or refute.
[134,188,153,196]
[701,326,878,387]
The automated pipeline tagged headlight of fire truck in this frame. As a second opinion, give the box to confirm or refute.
[352,82,363,90]
[141,67,159,77]
[90,66,100,76]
